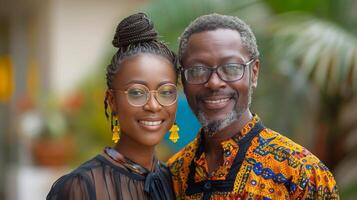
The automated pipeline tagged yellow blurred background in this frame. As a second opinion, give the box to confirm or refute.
[1,0,357,199]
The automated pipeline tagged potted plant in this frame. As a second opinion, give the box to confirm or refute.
[30,96,77,167]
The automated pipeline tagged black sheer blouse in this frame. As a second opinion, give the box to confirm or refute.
[47,148,174,200]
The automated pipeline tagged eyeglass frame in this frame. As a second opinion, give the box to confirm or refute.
[110,83,178,107]
[179,58,256,85]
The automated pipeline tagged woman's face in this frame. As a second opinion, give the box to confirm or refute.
[108,54,177,147]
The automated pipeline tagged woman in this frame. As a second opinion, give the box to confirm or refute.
[47,13,178,200]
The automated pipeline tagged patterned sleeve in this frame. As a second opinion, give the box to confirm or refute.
[291,161,339,199]
[46,172,95,200]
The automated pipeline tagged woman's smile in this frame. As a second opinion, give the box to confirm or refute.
[138,119,165,131]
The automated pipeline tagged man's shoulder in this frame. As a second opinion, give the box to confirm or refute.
[244,127,339,198]
[167,138,198,167]
[256,128,323,167]
[167,138,201,178]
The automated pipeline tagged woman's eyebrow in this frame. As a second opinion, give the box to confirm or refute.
[158,81,175,87]
[125,80,175,87]
[125,80,147,86]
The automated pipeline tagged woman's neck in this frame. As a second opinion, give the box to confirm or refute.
[113,136,155,171]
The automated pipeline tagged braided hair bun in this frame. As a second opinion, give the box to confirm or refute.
[112,13,158,48]
[104,13,177,119]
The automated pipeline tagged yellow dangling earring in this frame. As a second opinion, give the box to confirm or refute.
[112,114,120,143]
[169,122,180,143]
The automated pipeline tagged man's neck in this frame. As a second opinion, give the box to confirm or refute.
[203,110,253,173]
[205,110,253,145]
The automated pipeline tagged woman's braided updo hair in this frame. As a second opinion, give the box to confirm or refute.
[104,13,177,119]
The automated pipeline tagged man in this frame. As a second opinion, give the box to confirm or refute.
[167,13,339,199]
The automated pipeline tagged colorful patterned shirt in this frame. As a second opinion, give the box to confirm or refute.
[167,115,339,199]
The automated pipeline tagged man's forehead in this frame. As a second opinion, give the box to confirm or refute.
[188,28,241,42]
[185,29,243,52]
[183,29,249,63]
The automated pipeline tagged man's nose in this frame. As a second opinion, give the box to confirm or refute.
[204,71,226,90]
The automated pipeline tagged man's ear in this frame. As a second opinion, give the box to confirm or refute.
[179,68,190,96]
[251,59,260,89]
[106,89,117,113]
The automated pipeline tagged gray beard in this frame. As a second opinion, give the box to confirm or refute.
[198,110,238,137]
[197,86,254,137]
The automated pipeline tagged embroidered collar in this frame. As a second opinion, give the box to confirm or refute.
[191,115,260,180]
[185,117,265,197]
[195,114,260,159]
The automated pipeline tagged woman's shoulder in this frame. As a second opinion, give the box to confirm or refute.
[63,154,105,177]
[46,155,104,200]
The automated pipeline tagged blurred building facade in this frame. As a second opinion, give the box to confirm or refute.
[0,0,144,199]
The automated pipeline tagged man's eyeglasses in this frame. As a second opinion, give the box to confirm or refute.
[111,83,177,107]
[181,58,256,84]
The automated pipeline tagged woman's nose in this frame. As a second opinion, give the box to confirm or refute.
[143,92,162,112]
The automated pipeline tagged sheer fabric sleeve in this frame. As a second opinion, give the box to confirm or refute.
[46,172,96,200]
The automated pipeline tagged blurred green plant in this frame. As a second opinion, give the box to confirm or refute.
[31,96,69,139]
[270,12,357,171]
[64,75,111,164]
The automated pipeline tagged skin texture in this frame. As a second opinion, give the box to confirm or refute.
[107,54,177,170]
[181,29,260,172]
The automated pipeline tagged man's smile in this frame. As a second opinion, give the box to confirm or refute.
[201,96,233,110]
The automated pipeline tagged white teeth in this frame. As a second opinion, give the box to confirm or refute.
[204,98,230,104]
[139,120,162,126]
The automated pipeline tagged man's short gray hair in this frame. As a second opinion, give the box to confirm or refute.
[178,13,259,64]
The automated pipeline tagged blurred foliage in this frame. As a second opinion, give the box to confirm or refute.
[270,12,357,168]
[271,13,357,91]
[266,0,357,32]
[341,180,357,200]
[66,65,111,165]
[146,0,262,51]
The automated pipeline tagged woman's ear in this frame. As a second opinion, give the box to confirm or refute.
[106,89,117,113]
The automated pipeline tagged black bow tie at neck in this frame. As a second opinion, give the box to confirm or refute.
[144,169,174,200]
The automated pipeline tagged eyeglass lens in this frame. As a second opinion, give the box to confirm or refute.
[126,84,177,106]
[185,63,245,84]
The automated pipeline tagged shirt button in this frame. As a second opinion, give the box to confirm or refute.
[224,149,231,156]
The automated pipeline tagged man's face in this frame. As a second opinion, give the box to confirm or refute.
[181,29,259,135]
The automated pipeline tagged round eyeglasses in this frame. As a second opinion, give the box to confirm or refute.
[181,58,256,84]
[111,83,177,107]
